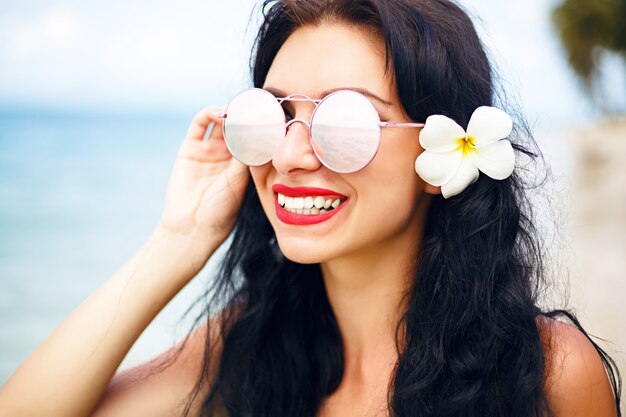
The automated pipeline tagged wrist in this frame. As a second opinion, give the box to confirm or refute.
[148,226,222,277]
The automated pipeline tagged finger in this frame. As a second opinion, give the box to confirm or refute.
[185,106,223,142]
[206,107,226,142]
[203,105,231,159]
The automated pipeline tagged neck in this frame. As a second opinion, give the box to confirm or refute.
[320,197,429,383]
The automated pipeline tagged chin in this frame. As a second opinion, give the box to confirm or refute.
[274,236,339,264]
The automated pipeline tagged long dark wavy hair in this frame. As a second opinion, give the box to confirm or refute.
[176,1,622,416]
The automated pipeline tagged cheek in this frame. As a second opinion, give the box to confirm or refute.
[355,133,425,213]
[344,172,423,256]
[249,165,271,189]
[374,132,422,182]
[249,165,275,213]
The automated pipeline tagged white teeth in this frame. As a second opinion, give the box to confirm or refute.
[277,193,344,215]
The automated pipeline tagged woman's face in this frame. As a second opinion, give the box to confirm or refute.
[250,23,434,264]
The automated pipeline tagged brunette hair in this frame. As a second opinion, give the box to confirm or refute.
[179,1,622,416]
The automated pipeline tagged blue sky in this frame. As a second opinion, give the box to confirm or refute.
[0,0,624,131]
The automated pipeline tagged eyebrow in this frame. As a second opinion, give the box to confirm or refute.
[263,86,394,107]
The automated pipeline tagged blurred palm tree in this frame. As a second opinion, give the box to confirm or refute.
[552,0,626,110]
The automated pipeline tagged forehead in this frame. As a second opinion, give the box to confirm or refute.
[263,23,393,100]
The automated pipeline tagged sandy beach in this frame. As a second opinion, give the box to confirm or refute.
[559,117,626,400]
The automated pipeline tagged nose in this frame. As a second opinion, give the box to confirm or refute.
[272,118,322,176]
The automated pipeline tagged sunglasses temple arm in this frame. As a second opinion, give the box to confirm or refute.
[378,122,425,128]
[215,115,422,125]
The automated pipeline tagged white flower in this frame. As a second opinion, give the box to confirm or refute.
[414,106,515,199]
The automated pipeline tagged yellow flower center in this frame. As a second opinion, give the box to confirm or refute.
[456,135,476,156]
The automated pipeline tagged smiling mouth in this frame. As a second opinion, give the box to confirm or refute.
[271,184,349,224]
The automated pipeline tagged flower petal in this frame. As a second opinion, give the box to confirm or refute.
[419,115,467,152]
[473,139,515,180]
[466,106,513,147]
[415,149,463,186]
[441,155,479,198]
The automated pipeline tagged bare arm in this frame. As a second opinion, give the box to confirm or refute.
[0,229,218,417]
[0,107,249,417]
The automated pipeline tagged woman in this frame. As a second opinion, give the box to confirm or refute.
[0,0,621,416]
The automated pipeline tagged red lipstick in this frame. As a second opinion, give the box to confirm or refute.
[272,183,348,225]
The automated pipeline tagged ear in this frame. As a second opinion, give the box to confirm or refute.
[423,183,441,195]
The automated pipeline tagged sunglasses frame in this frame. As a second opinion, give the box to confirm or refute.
[217,87,425,173]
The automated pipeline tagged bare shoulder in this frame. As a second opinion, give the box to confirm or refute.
[536,316,618,417]
[92,308,234,417]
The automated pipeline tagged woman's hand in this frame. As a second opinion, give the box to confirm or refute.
[158,106,249,251]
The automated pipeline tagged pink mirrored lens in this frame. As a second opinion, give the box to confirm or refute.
[222,88,285,166]
[310,91,381,173]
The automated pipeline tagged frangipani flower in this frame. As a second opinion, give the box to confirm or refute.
[414,106,515,199]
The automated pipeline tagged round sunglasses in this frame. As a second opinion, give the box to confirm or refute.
[217,88,425,173]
